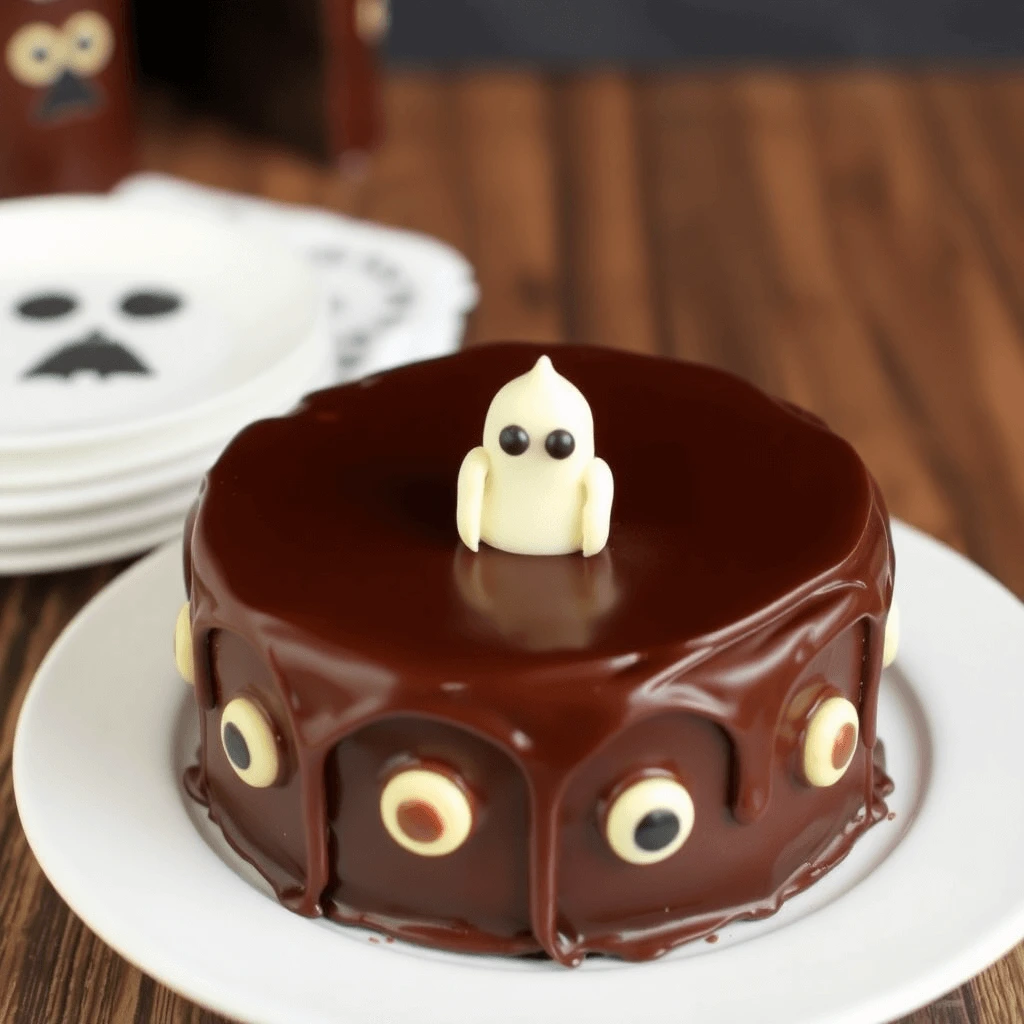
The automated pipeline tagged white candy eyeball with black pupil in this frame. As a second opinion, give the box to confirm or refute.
[605,776,695,866]
[220,697,280,788]
[380,768,473,857]
[803,696,859,788]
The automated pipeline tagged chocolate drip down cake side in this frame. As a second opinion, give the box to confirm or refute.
[173,342,898,966]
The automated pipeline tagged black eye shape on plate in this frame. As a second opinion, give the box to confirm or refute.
[499,425,530,456]
[120,290,183,318]
[545,429,576,460]
[16,293,78,320]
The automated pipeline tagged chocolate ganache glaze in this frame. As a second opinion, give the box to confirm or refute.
[182,342,894,966]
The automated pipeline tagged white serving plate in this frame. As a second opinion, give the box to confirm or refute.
[13,522,1024,1023]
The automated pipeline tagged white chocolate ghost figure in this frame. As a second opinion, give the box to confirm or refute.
[457,355,614,557]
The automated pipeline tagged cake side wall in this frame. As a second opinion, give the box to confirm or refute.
[182,491,893,963]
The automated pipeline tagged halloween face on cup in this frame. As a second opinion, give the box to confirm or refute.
[3,3,116,123]
[0,0,134,196]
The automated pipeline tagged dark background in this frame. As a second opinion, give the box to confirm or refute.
[385,0,1024,62]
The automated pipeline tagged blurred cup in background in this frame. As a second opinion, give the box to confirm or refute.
[0,0,136,198]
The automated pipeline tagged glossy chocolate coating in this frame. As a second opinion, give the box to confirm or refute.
[0,0,136,197]
[184,343,894,965]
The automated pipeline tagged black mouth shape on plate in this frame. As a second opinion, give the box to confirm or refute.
[23,331,152,380]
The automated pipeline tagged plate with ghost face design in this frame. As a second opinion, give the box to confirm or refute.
[0,355,320,491]
[0,195,327,449]
[114,173,478,382]
[13,521,1024,1024]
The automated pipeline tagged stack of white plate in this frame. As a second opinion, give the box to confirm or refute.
[115,173,479,383]
[0,182,478,575]
[0,196,332,575]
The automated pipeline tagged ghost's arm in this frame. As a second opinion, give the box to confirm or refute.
[581,458,614,557]
[457,447,490,552]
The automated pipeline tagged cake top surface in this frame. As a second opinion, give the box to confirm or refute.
[191,343,879,671]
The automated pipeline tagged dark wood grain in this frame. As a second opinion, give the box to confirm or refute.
[3,71,1024,1024]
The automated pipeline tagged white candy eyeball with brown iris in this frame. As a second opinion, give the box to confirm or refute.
[803,696,859,788]
[605,775,695,866]
[220,696,281,788]
[380,767,474,857]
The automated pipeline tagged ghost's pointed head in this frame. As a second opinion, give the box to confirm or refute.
[482,355,595,469]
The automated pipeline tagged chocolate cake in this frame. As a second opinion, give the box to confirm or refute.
[176,342,896,966]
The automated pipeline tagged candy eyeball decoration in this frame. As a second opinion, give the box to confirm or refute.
[457,355,614,557]
[803,696,859,788]
[883,601,900,668]
[380,767,475,857]
[220,696,281,788]
[173,602,194,685]
[605,775,695,866]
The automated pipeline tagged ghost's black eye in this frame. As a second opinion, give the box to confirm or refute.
[120,291,183,318]
[16,293,77,320]
[499,425,529,456]
[545,429,575,460]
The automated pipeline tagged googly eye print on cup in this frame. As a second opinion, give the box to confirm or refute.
[802,696,860,788]
[62,12,115,79]
[5,23,67,89]
[220,697,281,789]
[380,767,475,857]
[604,775,695,866]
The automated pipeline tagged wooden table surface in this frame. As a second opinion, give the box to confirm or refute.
[3,70,1024,1024]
